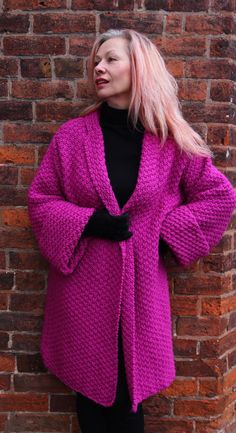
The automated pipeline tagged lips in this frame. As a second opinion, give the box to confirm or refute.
[95,78,109,85]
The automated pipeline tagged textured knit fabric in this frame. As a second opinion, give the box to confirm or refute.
[27,109,236,413]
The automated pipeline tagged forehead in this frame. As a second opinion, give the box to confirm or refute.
[96,37,129,57]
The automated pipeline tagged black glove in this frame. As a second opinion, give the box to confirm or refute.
[83,208,133,241]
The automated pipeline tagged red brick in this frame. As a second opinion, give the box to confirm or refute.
[165,59,185,78]
[100,12,163,34]
[0,13,29,32]
[177,316,227,337]
[0,166,18,185]
[0,101,32,121]
[0,272,14,290]
[50,394,77,412]
[12,80,74,100]
[10,293,44,315]
[72,0,134,9]
[165,14,182,34]
[0,293,8,310]
[4,122,58,143]
[4,0,66,10]
[0,313,42,332]
[0,414,7,431]
[17,354,46,373]
[229,310,236,330]
[0,228,35,249]
[54,58,83,78]
[178,79,207,101]
[201,330,236,358]
[0,79,8,97]
[0,332,9,350]
[68,37,94,57]
[8,413,70,432]
[34,13,95,33]
[173,338,197,357]
[0,188,27,206]
[36,101,84,122]
[0,58,18,77]
[76,79,93,99]
[202,253,233,273]
[0,393,48,411]
[201,293,236,316]
[211,0,236,10]
[182,102,233,124]
[0,353,15,372]
[1,208,29,228]
[228,349,236,368]
[210,38,236,58]
[9,251,47,270]
[15,271,45,291]
[0,374,11,391]
[12,333,40,352]
[174,397,226,416]
[213,233,233,252]
[174,274,232,295]
[223,367,236,390]
[21,58,51,78]
[171,295,199,316]
[0,252,5,269]
[3,36,65,56]
[186,58,234,79]
[176,358,227,377]
[199,378,224,397]
[0,145,35,165]
[208,124,233,146]
[20,168,36,186]
[186,14,235,34]
[141,395,172,416]
[14,373,70,393]
[159,36,206,57]
[196,404,235,432]
[144,418,193,433]
[145,0,209,11]
[161,379,197,397]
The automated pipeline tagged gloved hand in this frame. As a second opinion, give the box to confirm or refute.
[83,208,133,241]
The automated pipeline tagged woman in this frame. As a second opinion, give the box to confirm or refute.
[28,29,236,433]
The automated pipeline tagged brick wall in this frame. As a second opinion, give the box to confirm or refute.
[0,1,235,432]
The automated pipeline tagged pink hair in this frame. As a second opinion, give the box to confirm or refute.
[82,29,211,157]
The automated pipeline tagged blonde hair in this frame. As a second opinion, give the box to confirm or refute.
[82,29,211,157]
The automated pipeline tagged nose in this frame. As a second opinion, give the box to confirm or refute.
[94,61,106,75]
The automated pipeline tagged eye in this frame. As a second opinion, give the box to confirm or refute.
[108,57,117,62]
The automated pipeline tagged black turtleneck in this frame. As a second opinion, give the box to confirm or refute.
[99,102,144,209]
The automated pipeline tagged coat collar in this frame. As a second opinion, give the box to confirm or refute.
[83,110,158,215]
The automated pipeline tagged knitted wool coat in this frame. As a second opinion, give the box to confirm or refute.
[28,110,236,413]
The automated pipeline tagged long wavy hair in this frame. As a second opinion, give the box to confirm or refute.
[82,29,211,156]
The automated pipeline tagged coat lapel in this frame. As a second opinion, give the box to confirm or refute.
[83,110,158,216]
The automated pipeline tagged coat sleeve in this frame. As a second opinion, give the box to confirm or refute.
[27,132,95,275]
[160,155,236,267]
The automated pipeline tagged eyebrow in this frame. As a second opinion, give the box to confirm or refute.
[95,50,118,60]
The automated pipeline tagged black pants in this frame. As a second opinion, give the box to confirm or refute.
[76,323,144,433]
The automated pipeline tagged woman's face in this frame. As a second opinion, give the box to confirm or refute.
[93,37,132,109]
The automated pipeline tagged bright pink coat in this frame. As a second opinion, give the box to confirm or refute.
[28,110,236,412]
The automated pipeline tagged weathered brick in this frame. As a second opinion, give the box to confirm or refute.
[0,312,42,332]
[0,228,35,249]
[8,413,70,433]
[0,145,35,165]
[0,58,18,77]
[0,79,8,97]
[14,373,70,393]
[165,59,185,78]
[211,0,236,11]
[0,166,18,185]
[201,293,236,316]
[54,58,83,78]
[0,293,8,310]
[0,393,48,411]
[17,354,46,373]
[186,59,234,79]
[15,271,45,291]
[0,188,27,206]
[161,379,197,397]
[223,367,236,390]
[165,14,182,34]
[4,122,58,143]
[0,101,32,121]
[229,310,236,330]
[173,338,198,357]
[0,414,8,431]
[0,332,9,350]
[171,295,199,316]
[174,396,226,416]
[0,272,14,290]
[207,124,233,147]
[199,378,223,397]
[145,0,209,11]
[36,101,85,122]
[76,79,93,99]
[178,79,207,101]
[9,251,47,270]
[186,14,235,34]
[228,349,236,368]
[144,418,194,433]
[10,293,44,315]
[4,0,66,10]
[34,13,96,33]
[140,395,172,416]
[176,316,227,337]
[201,330,236,358]
[100,12,163,34]
[182,102,233,124]
[72,0,134,9]
[12,80,74,100]
[12,333,40,352]
[20,168,36,186]
[210,38,236,58]
[196,404,235,433]
[50,394,77,412]
[160,36,206,57]
[0,374,11,391]
[174,274,232,295]
[69,36,94,56]
[1,208,29,228]
[202,252,233,273]
[0,252,5,269]
[176,358,227,377]
[0,13,29,32]
[21,58,51,78]
[0,353,15,372]
[3,36,65,56]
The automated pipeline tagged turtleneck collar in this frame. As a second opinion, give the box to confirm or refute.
[99,101,144,132]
